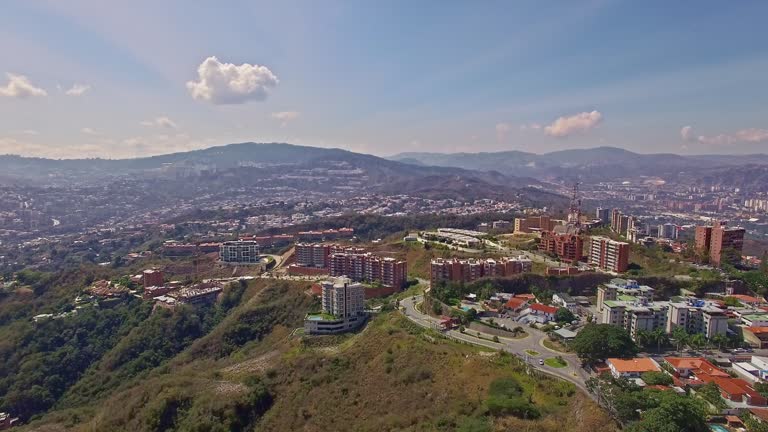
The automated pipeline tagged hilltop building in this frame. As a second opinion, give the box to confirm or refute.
[304,277,366,335]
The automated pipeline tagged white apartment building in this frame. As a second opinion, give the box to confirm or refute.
[219,240,261,264]
[667,300,729,338]
[305,277,366,335]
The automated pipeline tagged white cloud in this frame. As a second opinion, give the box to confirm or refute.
[64,83,90,96]
[544,110,602,137]
[520,123,541,131]
[186,56,278,104]
[495,122,511,142]
[140,116,178,129]
[271,111,300,127]
[18,130,39,136]
[81,127,99,135]
[680,126,694,141]
[0,73,47,98]
[680,125,768,145]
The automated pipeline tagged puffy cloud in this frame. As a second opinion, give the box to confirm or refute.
[64,83,90,96]
[81,127,99,135]
[680,126,694,141]
[680,125,768,145]
[0,73,47,98]
[544,110,602,137]
[271,111,300,126]
[186,56,278,104]
[496,122,511,142]
[140,116,178,129]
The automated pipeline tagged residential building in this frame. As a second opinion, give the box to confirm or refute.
[514,215,558,233]
[597,279,654,312]
[330,251,407,288]
[142,268,164,288]
[695,221,746,266]
[589,236,630,273]
[492,220,512,230]
[666,299,729,338]
[744,327,768,349]
[539,231,583,262]
[304,277,366,335]
[607,357,660,379]
[596,207,611,224]
[168,282,223,305]
[657,223,678,240]
[295,243,331,268]
[430,256,532,285]
[526,303,559,323]
[601,299,669,340]
[219,240,260,264]
[552,293,577,312]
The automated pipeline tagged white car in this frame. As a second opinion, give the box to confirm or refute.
[539,359,544,365]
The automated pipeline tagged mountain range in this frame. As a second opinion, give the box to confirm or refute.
[389,146,768,183]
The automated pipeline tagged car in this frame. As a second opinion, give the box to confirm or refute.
[539,359,544,365]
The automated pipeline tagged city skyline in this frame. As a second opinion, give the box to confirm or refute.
[1,1,768,159]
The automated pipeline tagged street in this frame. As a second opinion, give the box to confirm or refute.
[400,294,591,394]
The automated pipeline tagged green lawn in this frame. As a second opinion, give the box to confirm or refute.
[544,357,567,368]
[525,350,540,357]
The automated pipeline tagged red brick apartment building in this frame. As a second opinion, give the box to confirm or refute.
[588,236,630,273]
[539,232,584,262]
[694,221,745,266]
[329,252,407,288]
[430,256,532,285]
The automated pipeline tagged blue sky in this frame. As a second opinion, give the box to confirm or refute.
[1,0,767,158]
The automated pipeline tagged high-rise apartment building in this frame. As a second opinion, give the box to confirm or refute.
[589,236,630,273]
[694,221,745,267]
[329,252,407,288]
[539,232,583,262]
[596,207,611,224]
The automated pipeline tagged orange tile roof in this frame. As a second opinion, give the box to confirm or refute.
[750,408,768,422]
[608,358,660,373]
[515,293,536,300]
[730,294,766,304]
[664,357,730,378]
[747,326,768,335]
[530,303,559,314]
[505,297,527,309]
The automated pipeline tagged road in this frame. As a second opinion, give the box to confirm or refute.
[400,294,591,394]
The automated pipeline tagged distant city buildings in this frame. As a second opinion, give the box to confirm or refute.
[304,276,366,335]
[219,240,261,264]
[430,256,532,285]
[596,207,611,224]
[694,221,745,266]
[330,251,407,288]
[142,268,164,288]
[589,236,630,273]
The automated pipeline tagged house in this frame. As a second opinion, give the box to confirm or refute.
[729,294,767,307]
[749,408,768,424]
[664,357,730,379]
[526,303,559,323]
[439,316,459,330]
[552,293,577,311]
[744,327,768,348]
[504,297,529,313]
[606,357,660,379]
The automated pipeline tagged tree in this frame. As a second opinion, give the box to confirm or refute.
[689,333,707,350]
[554,307,576,323]
[672,326,689,351]
[641,371,673,386]
[636,330,652,351]
[626,392,708,432]
[710,333,728,351]
[651,328,670,352]
[571,324,638,364]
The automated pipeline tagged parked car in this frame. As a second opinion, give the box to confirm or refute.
[539,359,544,365]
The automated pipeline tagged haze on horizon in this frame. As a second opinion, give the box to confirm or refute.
[1,0,767,159]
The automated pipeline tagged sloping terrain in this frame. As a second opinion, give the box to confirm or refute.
[13,279,617,432]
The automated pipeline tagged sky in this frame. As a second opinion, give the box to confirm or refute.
[1,0,767,159]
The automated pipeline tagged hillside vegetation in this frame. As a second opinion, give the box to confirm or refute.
[13,279,616,432]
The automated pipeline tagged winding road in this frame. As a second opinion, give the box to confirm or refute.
[400,294,592,393]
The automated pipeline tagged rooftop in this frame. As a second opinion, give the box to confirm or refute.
[607,357,660,373]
